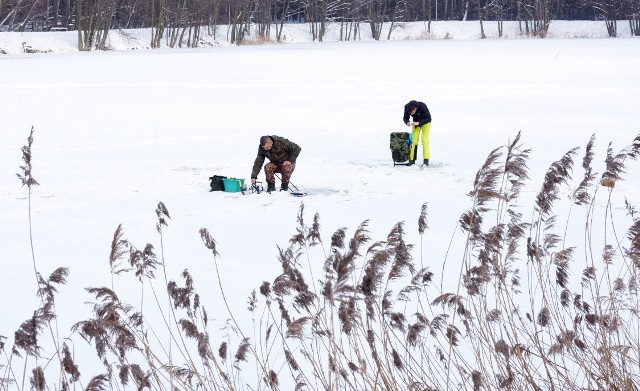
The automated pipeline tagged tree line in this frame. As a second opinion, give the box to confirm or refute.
[1,0,639,50]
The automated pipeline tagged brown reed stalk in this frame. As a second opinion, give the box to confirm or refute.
[6,131,639,391]
[199,227,277,390]
[166,271,235,389]
[602,135,640,184]
[109,224,129,275]
[111,219,213,389]
[441,142,513,389]
[272,209,412,390]
[280,216,338,388]
[502,131,531,204]
[535,147,579,218]
[60,343,80,382]
[29,366,45,391]
[417,202,430,275]
[14,127,77,390]
[153,201,174,389]
[260,285,319,389]
[84,373,109,391]
[16,126,40,281]
[572,134,597,206]
[387,222,415,282]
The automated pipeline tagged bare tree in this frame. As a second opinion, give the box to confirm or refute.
[254,0,272,40]
[186,0,209,47]
[0,0,4,28]
[95,0,117,49]
[51,0,60,26]
[3,0,46,31]
[625,0,640,35]
[368,0,402,40]
[204,0,222,39]
[7,0,25,29]
[591,0,622,37]
[304,0,327,41]
[1,0,631,43]
[166,0,199,48]
[368,0,385,39]
[76,0,116,50]
[423,0,432,32]
[518,0,556,37]
[487,0,507,36]
[273,0,291,42]
[150,0,167,48]
[631,13,640,35]
[117,0,139,28]
[158,0,206,48]
[386,0,405,39]
[477,0,486,37]
[48,0,73,28]
[227,0,252,44]
[462,0,471,20]
[338,0,363,41]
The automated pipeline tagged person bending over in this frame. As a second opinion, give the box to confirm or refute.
[403,100,432,166]
[251,135,301,192]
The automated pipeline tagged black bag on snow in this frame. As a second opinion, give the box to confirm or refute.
[209,175,227,191]
[390,132,411,166]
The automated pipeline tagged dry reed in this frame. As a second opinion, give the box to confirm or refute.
[4,129,640,390]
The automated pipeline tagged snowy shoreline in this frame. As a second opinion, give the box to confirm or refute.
[1,20,637,55]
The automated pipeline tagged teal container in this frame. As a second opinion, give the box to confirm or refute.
[222,178,245,193]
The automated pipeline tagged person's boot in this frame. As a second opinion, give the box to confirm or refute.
[280,183,289,191]
[424,159,429,166]
[408,146,419,166]
[266,183,276,193]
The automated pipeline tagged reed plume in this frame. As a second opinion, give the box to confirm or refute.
[30,367,45,391]
[5,131,640,391]
[17,126,39,189]
[602,134,640,183]
[573,134,596,205]
[535,147,578,217]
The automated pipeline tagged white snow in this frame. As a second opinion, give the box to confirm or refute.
[0,21,639,388]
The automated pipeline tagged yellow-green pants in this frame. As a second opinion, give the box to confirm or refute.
[410,122,431,160]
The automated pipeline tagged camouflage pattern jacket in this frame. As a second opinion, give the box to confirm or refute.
[251,136,301,179]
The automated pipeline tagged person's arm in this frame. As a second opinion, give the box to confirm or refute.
[251,148,265,179]
[286,140,301,164]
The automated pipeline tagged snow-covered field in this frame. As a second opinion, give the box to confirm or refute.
[1,22,639,387]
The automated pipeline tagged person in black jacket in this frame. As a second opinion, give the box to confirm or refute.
[251,135,301,192]
[403,100,432,166]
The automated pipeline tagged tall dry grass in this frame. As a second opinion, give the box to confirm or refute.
[2,128,639,390]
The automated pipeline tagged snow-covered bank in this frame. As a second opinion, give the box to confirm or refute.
[0,20,637,55]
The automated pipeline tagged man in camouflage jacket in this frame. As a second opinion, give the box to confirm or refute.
[251,135,301,192]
